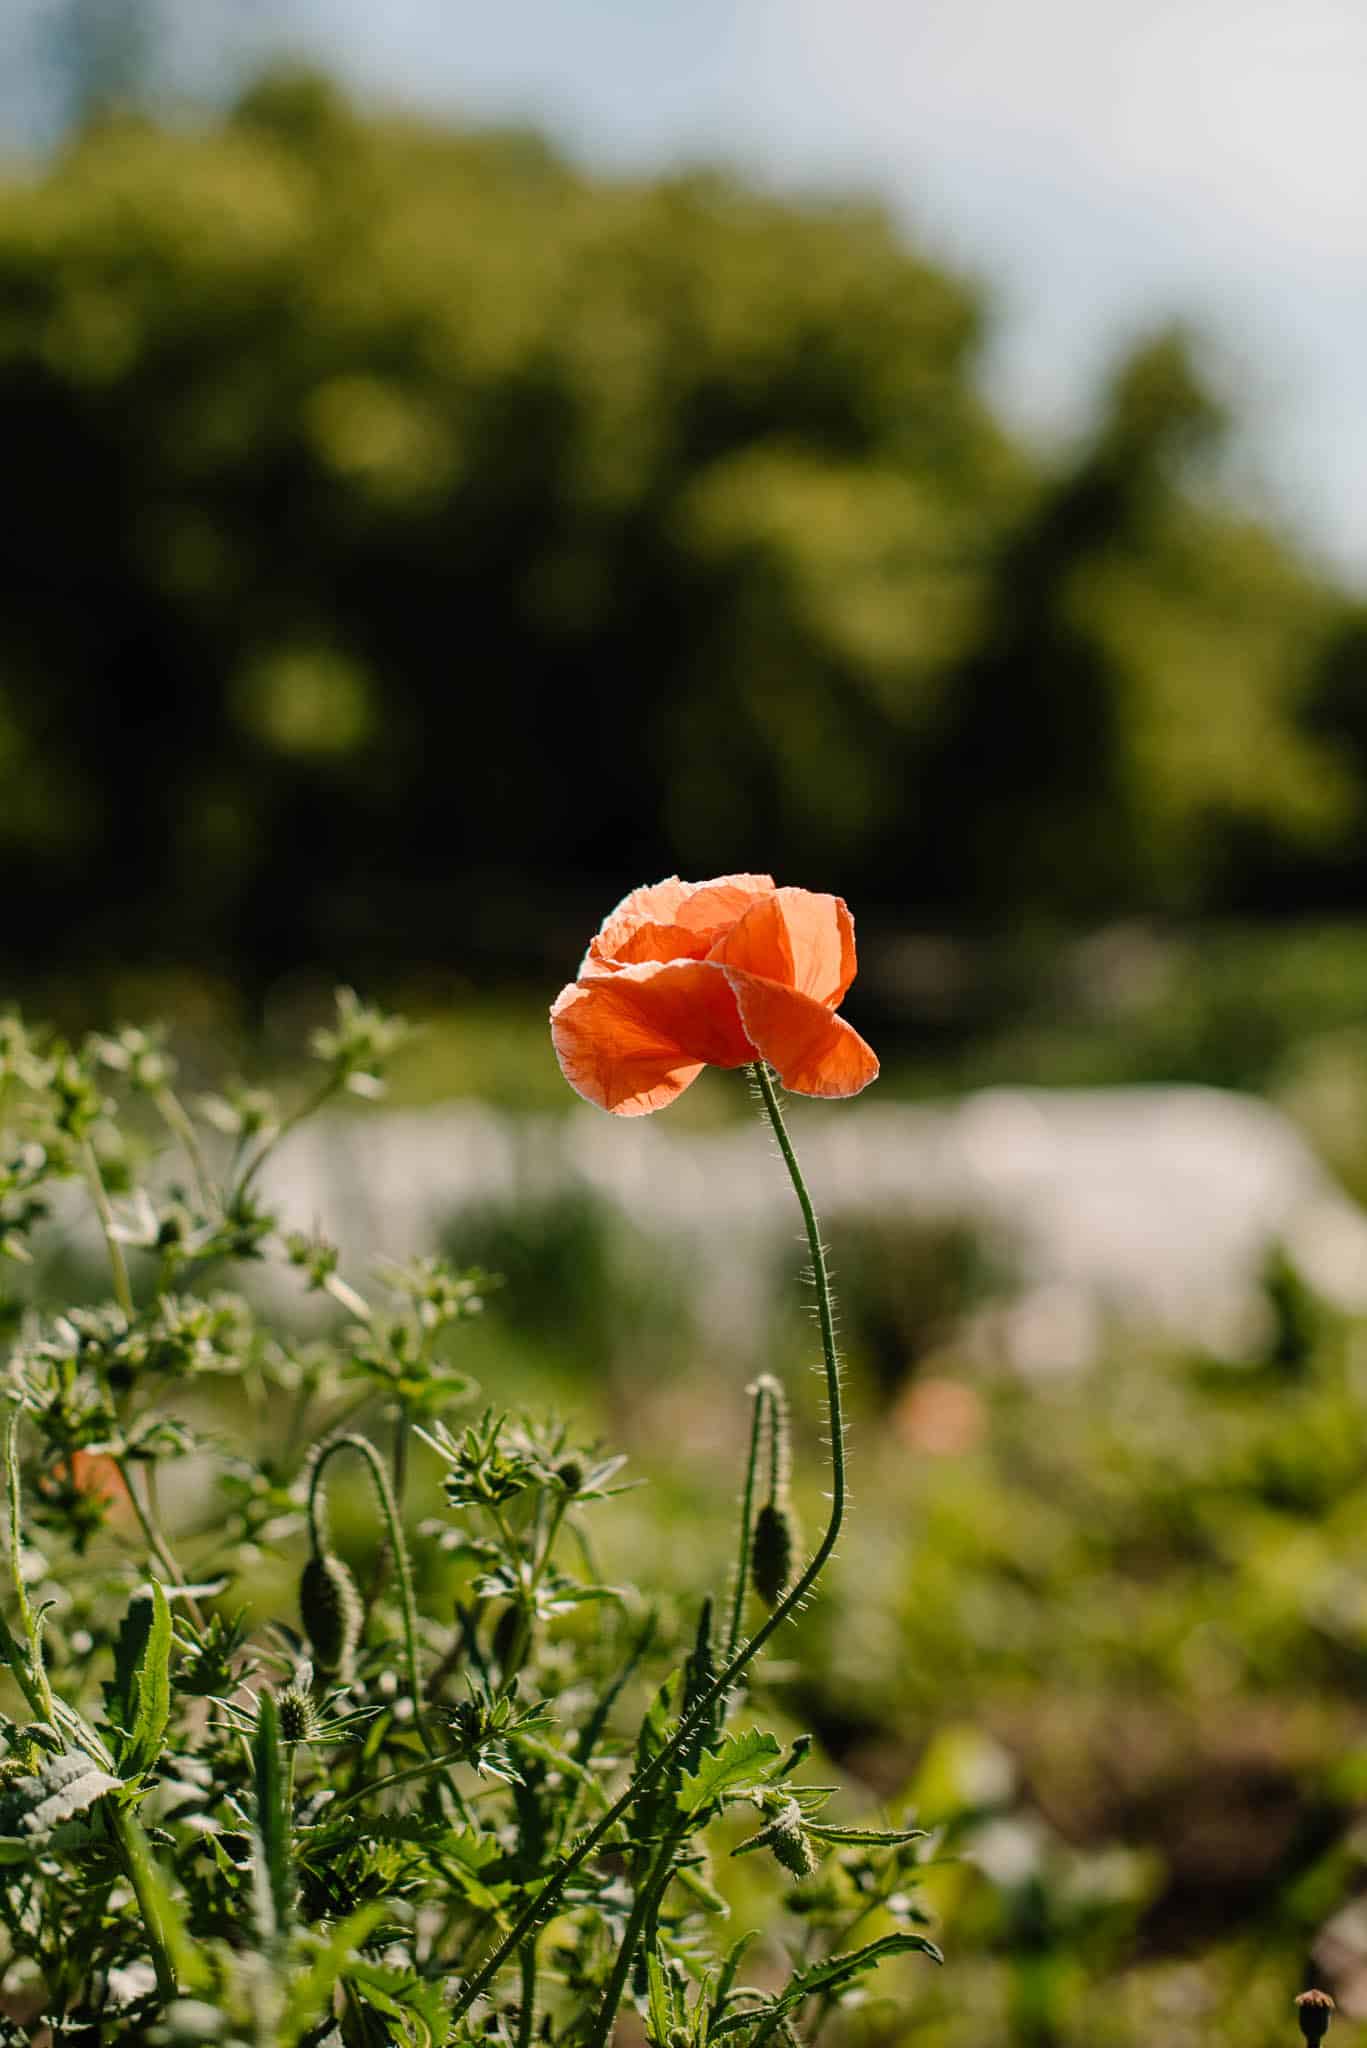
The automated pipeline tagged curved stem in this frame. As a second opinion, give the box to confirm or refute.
[450,1062,848,2023]
[309,1434,430,1753]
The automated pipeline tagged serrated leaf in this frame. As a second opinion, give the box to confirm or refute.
[120,1581,172,1780]
[344,1960,453,2048]
[707,1933,942,2038]
[677,1729,782,1815]
[0,1746,122,1846]
[646,1947,681,2046]
[804,1822,930,1846]
[280,1903,387,2045]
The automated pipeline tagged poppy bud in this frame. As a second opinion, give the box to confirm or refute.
[735,1797,818,1878]
[1297,1991,1335,2045]
[769,1810,818,1879]
[752,1501,797,1607]
[299,1549,362,1679]
[276,1686,316,1745]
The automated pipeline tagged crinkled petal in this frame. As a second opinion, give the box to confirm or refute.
[587,873,776,974]
[724,969,878,1099]
[551,960,752,1114]
[710,887,857,1008]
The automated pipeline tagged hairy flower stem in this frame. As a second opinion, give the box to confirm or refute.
[451,1061,848,2025]
[309,1433,431,1753]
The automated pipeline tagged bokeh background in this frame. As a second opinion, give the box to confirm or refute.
[9,3,1367,2042]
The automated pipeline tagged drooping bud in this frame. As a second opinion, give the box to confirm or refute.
[299,1549,363,1679]
[1296,1990,1336,2046]
[768,1808,819,1879]
[733,1796,818,1879]
[751,1500,797,1607]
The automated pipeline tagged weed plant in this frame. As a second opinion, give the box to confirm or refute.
[0,995,940,2043]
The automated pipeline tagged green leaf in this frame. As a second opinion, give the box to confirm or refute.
[677,1729,782,1815]
[676,1863,730,1916]
[804,1822,930,1846]
[118,1581,173,1781]
[0,1746,122,1852]
[646,1948,682,2047]
[711,1931,759,2016]
[280,1903,387,2046]
[707,1933,942,2038]
[344,1960,452,2048]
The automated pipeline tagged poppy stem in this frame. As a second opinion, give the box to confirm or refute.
[449,1060,849,2023]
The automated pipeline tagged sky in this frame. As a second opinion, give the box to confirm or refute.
[8,0,1367,582]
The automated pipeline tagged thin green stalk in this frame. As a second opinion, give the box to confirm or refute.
[450,1062,848,2023]
[309,1434,431,1753]
[322,1746,468,1821]
[153,1086,212,1215]
[501,1490,569,1689]
[83,1137,134,1319]
[724,1378,772,1659]
[3,1407,53,1723]
[237,1073,343,1203]
[115,1458,204,1628]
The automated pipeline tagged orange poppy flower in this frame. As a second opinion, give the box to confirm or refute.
[551,874,879,1115]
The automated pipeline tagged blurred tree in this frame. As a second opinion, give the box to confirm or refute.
[0,74,1352,990]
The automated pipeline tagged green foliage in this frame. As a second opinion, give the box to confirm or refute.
[0,993,936,2041]
[0,79,1355,990]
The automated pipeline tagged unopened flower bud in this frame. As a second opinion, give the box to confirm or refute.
[276,1686,316,1745]
[1297,1990,1335,2045]
[299,1549,362,1678]
[752,1501,797,1607]
[769,1809,818,1878]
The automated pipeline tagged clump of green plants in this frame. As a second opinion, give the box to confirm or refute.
[0,986,939,2042]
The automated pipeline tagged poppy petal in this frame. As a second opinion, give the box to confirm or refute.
[711,888,857,1007]
[724,968,879,1099]
[551,959,752,1115]
[588,873,776,973]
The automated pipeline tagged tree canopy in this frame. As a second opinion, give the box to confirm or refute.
[0,72,1355,988]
